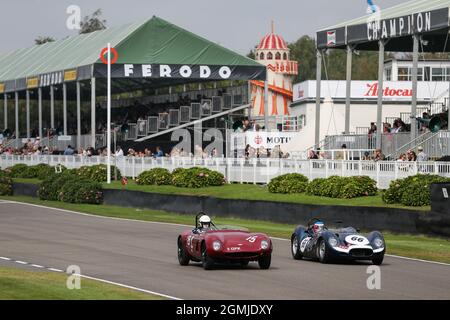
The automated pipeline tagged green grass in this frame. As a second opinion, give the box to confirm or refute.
[1,195,449,264]
[0,266,163,300]
[12,178,430,212]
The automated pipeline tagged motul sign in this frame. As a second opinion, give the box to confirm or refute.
[364,82,412,97]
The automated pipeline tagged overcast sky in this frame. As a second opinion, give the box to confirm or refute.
[0,0,407,54]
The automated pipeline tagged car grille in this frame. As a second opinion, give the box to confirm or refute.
[223,252,260,259]
[349,248,373,258]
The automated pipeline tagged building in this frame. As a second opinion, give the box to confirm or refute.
[290,61,449,151]
[384,57,450,81]
[250,23,298,124]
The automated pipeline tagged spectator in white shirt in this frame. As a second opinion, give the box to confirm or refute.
[417,146,428,161]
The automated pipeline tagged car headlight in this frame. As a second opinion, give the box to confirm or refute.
[328,237,338,247]
[373,237,384,248]
[261,240,269,250]
[212,241,221,251]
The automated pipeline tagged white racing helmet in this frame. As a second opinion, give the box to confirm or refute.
[199,215,211,229]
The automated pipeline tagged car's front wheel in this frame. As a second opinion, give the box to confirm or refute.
[258,254,271,269]
[291,235,303,260]
[202,243,214,270]
[178,238,190,266]
[317,239,331,263]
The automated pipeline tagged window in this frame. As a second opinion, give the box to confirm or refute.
[384,67,392,81]
[283,52,287,60]
[398,67,409,81]
[259,52,265,60]
[275,52,281,60]
[397,67,423,81]
[432,67,445,81]
[267,52,273,60]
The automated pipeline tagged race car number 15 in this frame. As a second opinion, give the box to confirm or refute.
[246,236,258,243]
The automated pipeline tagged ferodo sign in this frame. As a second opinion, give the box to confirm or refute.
[93,63,266,80]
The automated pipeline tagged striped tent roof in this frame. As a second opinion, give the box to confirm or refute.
[257,33,288,50]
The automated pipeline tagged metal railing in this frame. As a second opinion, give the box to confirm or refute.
[1,155,450,189]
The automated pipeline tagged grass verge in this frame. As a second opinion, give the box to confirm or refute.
[13,178,430,212]
[0,266,163,300]
[1,195,448,264]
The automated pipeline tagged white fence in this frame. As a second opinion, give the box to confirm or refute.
[2,155,450,189]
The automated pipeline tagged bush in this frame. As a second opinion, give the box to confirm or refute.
[268,173,308,194]
[0,175,13,196]
[38,174,75,201]
[305,176,377,199]
[5,164,28,178]
[58,178,103,204]
[76,164,122,182]
[171,167,225,188]
[383,174,450,206]
[306,178,326,196]
[136,168,172,185]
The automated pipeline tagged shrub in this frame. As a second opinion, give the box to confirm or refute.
[5,164,28,178]
[305,176,377,199]
[58,178,103,204]
[171,167,225,188]
[76,164,122,182]
[340,176,378,199]
[383,174,450,206]
[306,178,326,196]
[0,175,13,196]
[136,168,172,185]
[268,173,308,194]
[38,174,75,201]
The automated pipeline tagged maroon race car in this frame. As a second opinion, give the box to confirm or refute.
[177,213,273,270]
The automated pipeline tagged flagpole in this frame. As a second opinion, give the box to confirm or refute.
[107,43,111,184]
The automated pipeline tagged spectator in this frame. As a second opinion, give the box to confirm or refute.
[373,149,385,161]
[407,150,417,161]
[63,145,74,156]
[115,146,124,158]
[362,151,372,160]
[153,146,164,158]
[417,146,428,161]
[335,144,347,160]
[368,123,377,134]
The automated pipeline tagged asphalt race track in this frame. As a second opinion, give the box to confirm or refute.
[0,200,449,300]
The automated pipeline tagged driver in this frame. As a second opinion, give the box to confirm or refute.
[198,215,212,232]
[311,221,325,235]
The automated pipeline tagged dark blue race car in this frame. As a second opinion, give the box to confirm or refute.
[291,218,385,265]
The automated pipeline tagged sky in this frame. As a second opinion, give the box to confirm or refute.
[0,0,408,54]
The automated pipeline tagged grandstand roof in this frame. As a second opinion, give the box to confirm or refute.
[317,0,450,52]
[0,16,265,93]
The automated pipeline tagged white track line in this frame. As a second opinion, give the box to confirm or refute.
[2,200,450,267]
[1,255,181,300]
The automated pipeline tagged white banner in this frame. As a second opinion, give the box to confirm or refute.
[293,80,449,102]
[230,132,301,150]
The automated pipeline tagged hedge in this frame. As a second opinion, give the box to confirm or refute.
[382,174,450,206]
[304,176,377,199]
[268,173,308,194]
[38,172,103,204]
[5,163,64,180]
[136,168,172,185]
[171,167,225,188]
[76,164,122,182]
[0,172,13,196]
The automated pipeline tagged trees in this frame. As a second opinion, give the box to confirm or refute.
[79,9,107,34]
[34,36,55,45]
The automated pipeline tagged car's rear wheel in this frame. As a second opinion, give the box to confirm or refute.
[291,235,303,260]
[317,239,331,263]
[177,238,190,266]
[258,254,271,269]
[202,243,214,270]
[372,255,384,265]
